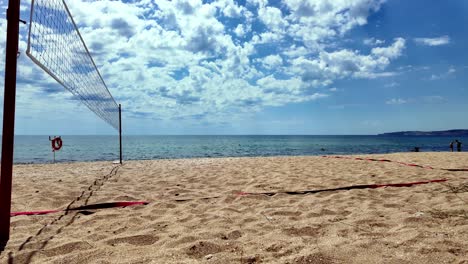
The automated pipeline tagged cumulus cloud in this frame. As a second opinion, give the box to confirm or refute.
[3,0,406,128]
[260,55,283,69]
[289,38,405,82]
[284,0,385,48]
[258,6,288,33]
[219,0,245,17]
[371,38,406,59]
[414,36,450,46]
[363,38,385,46]
[234,24,247,37]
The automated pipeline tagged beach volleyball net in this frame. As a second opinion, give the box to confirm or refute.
[3,0,124,243]
[26,0,119,130]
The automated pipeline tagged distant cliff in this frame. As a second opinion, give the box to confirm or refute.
[378,129,468,136]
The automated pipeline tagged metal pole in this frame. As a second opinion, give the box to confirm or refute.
[119,104,122,164]
[0,0,21,244]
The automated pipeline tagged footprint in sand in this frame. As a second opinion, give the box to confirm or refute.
[283,226,321,237]
[293,253,336,264]
[271,211,302,217]
[186,241,226,258]
[105,235,159,246]
[220,230,242,240]
[265,243,302,258]
[42,241,93,257]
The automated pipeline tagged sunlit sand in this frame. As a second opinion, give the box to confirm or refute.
[2,152,467,263]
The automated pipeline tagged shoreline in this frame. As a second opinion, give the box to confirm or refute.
[3,153,468,263]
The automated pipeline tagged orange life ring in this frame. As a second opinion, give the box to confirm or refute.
[52,137,62,151]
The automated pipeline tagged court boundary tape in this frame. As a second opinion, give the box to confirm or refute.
[14,154,461,216]
[237,179,447,197]
[11,201,149,217]
[323,155,468,171]
[12,178,448,216]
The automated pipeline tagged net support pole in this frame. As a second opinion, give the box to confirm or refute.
[119,104,122,164]
[0,0,21,244]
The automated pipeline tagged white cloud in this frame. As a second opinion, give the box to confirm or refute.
[414,36,450,46]
[251,31,283,44]
[284,0,385,48]
[234,24,246,37]
[363,38,385,46]
[260,55,283,69]
[2,0,405,131]
[355,71,397,79]
[219,0,244,17]
[283,45,309,57]
[258,6,288,33]
[386,98,407,105]
[371,38,406,59]
[289,38,405,81]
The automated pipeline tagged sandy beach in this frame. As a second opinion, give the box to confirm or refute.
[1,152,467,263]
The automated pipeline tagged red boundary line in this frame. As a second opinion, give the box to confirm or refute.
[238,179,447,197]
[322,155,468,171]
[10,201,149,217]
[12,177,450,216]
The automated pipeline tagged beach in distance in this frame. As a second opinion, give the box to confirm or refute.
[2,152,467,263]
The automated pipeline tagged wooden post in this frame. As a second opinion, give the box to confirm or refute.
[119,104,122,164]
[0,0,21,244]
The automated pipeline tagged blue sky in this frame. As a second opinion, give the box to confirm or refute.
[1,0,468,135]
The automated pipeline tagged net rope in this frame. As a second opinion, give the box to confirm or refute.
[26,0,119,130]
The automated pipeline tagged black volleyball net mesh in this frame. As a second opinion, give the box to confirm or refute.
[26,0,119,130]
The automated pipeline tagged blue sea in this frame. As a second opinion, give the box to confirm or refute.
[0,136,468,163]
[3,135,467,164]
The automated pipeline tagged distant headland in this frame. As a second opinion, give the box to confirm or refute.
[378,129,468,136]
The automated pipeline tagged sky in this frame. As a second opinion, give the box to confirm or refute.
[1,0,468,135]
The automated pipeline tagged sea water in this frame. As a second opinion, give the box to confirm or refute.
[3,135,467,164]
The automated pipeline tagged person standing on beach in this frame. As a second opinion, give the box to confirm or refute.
[450,141,454,152]
[455,140,462,152]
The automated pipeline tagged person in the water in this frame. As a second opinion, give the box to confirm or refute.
[455,140,462,152]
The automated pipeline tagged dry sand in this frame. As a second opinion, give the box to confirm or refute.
[1,152,467,263]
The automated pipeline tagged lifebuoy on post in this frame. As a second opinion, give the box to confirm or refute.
[51,137,62,151]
